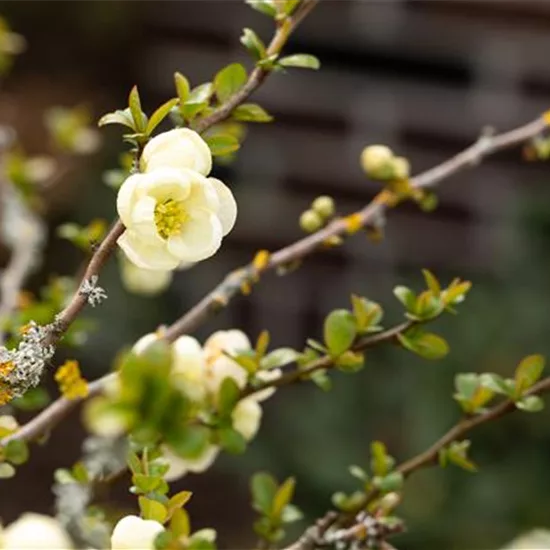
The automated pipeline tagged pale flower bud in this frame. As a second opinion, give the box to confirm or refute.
[110,515,164,550]
[311,195,335,220]
[299,209,323,233]
[360,145,394,178]
[2,513,73,549]
[140,128,212,177]
[232,398,262,440]
[120,256,173,296]
[391,156,410,180]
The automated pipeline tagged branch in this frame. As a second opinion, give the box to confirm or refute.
[2,114,546,447]
[163,115,548,342]
[242,321,412,398]
[283,376,550,550]
[194,0,320,133]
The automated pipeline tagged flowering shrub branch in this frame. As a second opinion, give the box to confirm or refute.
[1,2,550,549]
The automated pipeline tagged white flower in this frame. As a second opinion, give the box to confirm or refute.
[141,128,212,177]
[117,168,236,270]
[160,444,220,482]
[2,513,73,549]
[202,330,251,394]
[232,398,262,440]
[110,515,164,550]
[120,255,173,296]
[172,335,207,402]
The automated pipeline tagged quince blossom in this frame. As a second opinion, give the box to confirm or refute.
[116,129,236,270]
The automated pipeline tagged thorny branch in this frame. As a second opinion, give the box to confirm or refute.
[2,114,548,447]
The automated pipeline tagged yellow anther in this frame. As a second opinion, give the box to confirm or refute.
[154,199,187,239]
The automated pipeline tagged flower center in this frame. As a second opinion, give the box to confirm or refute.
[154,199,187,239]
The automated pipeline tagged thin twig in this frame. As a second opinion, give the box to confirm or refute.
[242,321,412,398]
[163,115,548,342]
[194,0,320,133]
[283,376,550,550]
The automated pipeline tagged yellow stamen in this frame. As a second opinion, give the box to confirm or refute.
[154,198,188,239]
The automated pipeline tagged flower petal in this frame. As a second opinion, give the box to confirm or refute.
[140,167,192,203]
[166,211,223,262]
[111,515,164,550]
[232,398,262,441]
[116,173,143,227]
[118,230,180,270]
[172,335,207,402]
[141,128,212,176]
[180,170,220,212]
[208,177,237,235]
[129,196,164,244]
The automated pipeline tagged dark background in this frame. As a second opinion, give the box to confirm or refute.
[1,1,550,549]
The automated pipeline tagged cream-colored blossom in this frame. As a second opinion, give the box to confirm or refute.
[2,513,73,549]
[120,255,173,295]
[141,128,212,177]
[117,167,236,270]
[232,397,262,440]
[161,444,220,482]
[110,515,164,550]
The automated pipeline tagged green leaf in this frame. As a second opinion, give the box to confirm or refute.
[218,377,241,416]
[479,373,514,396]
[204,134,240,157]
[256,330,270,358]
[98,108,135,130]
[373,471,404,493]
[170,508,191,538]
[261,348,300,370]
[232,103,273,123]
[245,0,277,17]
[446,440,477,472]
[219,427,247,454]
[283,0,301,16]
[133,473,162,494]
[516,395,545,412]
[422,269,441,297]
[272,477,296,520]
[515,354,545,396]
[174,72,190,104]
[146,98,179,135]
[251,472,278,515]
[349,465,368,481]
[281,503,303,523]
[309,369,332,391]
[128,85,146,132]
[4,440,29,465]
[393,286,416,311]
[127,451,143,475]
[370,441,394,477]
[279,54,321,70]
[168,425,210,460]
[455,373,480,401]
[351,295,383,333]
[397,330,449,360]
[139,496,168,523]
[335,350,365,373]
[214,63,248,103]
[323,309,357,357]
[167,490,193,514]
[240,28,267,61]
[182,83,213,121]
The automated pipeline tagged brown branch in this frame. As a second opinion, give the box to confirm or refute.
[164,115,548,342]
[194,0,320,133]
[283,377,550,550]
[2,114,546,448]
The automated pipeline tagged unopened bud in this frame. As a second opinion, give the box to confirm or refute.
[299,209,323,233]
[392,156,410,180]
[360,145,394,178]
[311,195,335,219]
